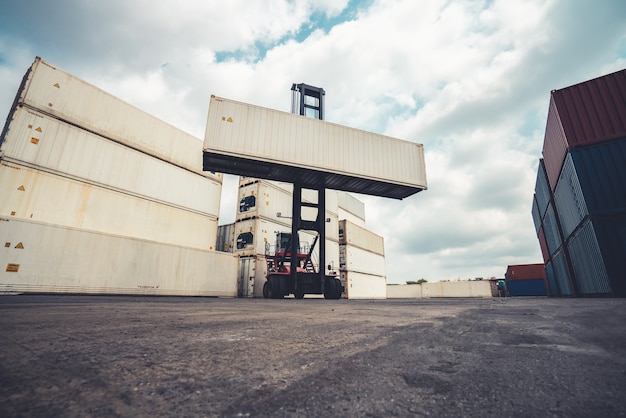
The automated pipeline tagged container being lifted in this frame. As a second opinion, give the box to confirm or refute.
[203,84,427,299]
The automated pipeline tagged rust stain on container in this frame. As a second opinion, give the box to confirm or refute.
[6,264,20,273]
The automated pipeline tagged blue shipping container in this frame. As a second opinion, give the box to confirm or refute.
[554,153,589,239]
[592,213,626,297]
[506,279,547,296]
[566,218,611,295]
[531,195,542,235]
[569,137,626,216]
[534,159,552,220]
[544,202,562,256]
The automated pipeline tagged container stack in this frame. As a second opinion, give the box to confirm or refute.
[504,264,548,296]
[531,68,626,297]
[0,57,237,296]
[231,178,342,297]
[339,220,387,299]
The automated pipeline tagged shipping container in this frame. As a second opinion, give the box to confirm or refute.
[4,57,219,181]
[547,249,575,296]
[531,195,542,235]
[505,279,547,296]
[1,161,218,250]
[541,69,626,191]
[566,218,611,295]
[589,213,626,297]
[338,191,366,222]
[537,227,550,263]
[543,202,562,257]
[217,223,235,253]
[0,218,237,296]
[1,107,222,216]
[232,217,340,273]
[339,244,386,277]
[554,152,588,238]
[534,159,552,220]
[338,220,384,255]
[504,264,546,280]
[341,271,386,299]
[236,180,339,236]
[569,138,626,216]
[203,96,427,199]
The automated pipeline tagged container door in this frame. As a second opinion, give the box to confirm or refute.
[238,256,255,298]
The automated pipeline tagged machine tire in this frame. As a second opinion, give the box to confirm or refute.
[269,275,284,299]
[294,290,305,300]
[324,277,342,300]
[263,281,270,299]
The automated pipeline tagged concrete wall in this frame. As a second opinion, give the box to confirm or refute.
[387,281,492,298]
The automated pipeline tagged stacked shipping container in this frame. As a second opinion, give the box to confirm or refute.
[504,264,547,296]
[339,220,387,299]
[532,68,626,297]
[0,57,237,296]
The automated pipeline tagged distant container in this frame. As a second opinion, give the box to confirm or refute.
[339,244,386,277]
[1,107,222,216]
[542,69,626,191]
[3,57,218,180]
[0,218,237,296]
[203,95,427,199]
[505,264,546,281]
[338,192,366,223]
[338,219,384,256]
[341,271,386,299]
[1,161,218,250]
[506,280,547,297]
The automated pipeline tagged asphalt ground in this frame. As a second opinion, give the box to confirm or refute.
[0,295,625,417]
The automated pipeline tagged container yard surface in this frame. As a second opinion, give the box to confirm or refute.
[1,296,625,418]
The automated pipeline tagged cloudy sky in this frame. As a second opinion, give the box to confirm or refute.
[1,0,625,283]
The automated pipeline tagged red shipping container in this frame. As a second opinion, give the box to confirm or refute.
[542,69,626,190]
[505,264,547,281]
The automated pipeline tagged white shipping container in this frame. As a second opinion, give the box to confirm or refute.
[234,218,339,274]
[1,107,222,216]
[237,181,340,241]
[338,208,366,228]
[13,57,219,180]
[338,191,366,221]
[339,244,386,276]
[204,96,427,199]
[0,218,237,297]
[1,162,218,250]
[338,220,384,255]
[341,271,387,299]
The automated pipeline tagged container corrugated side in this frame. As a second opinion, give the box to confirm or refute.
[337,191,366,221]
[552,69,626,149]
[16,58,218,180]
[542,96,569,191]
[1,107,222,216]
[554,153,588,238]
[203,96,426,199]
[341,271,386,299]
[338,208,366,228]
[591,213,626,296]
[217,223,235,252]
[534,159,552,219]
[569,138,626,216]
[566,218,611,295]
[549,249,575,296]
[538,227,550,263]
[338,220,384,255]
[339,244,386,276]
[0,218,237,296]
[1,162,218,250]
[543,202,562,256]
[531,195,542,235]
[506,279,547,296]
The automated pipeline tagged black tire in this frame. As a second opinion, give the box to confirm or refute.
[263,281,270,299]
[324,277,342,300]
[294,290,305,299]
[269,275,284,299]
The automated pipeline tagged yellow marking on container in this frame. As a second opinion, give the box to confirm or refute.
[4,242,10,248]
[48,102,53,107]
[28,124,33,129]
[226,117,233,122]
[15,243,24,249]
[35,127,42,132]
[265,201,269,206]
[53,83,60,88]
[30,137,39,145]
[10,211,16,216]
[17,185,25,191]
[6,264,20,273]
